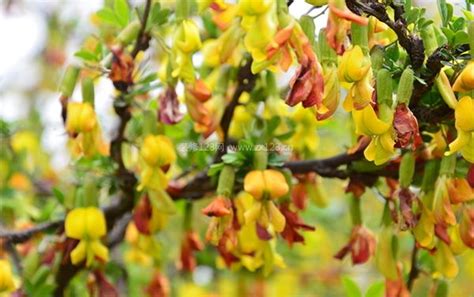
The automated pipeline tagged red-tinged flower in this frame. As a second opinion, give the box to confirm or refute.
[435,223,451,245]
[202,196,232,217]
[460,207,474,249]
[398,188,417,229]
[133,196,153,235]
[286,24,324,109]
[279,203,315,246]
[109,47,134,91]
[286,59,324,108]
[158,87,183,125]
[178,231,204,272]
[292,183,307,210]
[393,104,423,149]
[334,225,376,265]
[326,0,368,54]
[265,24,294,71]
[90,270,119,297]
[385,265,410,297]
[468,165,474,188]
[145,271,170,297]
[345,178,366,199]
[133,196,168,235]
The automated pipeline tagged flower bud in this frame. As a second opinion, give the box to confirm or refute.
[0,260,15,293]
[60,66,80,98]
[396,67,414,105]
[375,227,398,280]
[399,152,415,188]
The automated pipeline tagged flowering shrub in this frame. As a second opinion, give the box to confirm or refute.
[1,0,474,296]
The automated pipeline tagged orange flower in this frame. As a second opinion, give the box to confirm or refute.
[202,196,232,217]
[244,169,289,200]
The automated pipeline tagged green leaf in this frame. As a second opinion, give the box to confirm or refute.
[342,277,363,297]
[222,152,245,167]
[208,162,224,177]
[437,0,449,26]
[454,31,469,45]
[52,187,65,204]
[149,3,170,28]
[96,8,120,26]
[451,17,465,31]
[74,50,98,62]
[365,281,384,297]
[114,0,130,27]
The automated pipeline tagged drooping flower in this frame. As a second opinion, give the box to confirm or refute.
[447,178,474,204]
[171,20,202,83]
[64,207,109,266]
[413,196,436,248]
[158,87,183,125]
[452,61,474,93]
[178,231,204,272]
[202,21,243,67]
[0,259,15,293]
[124,223,160,266]
[339,46,374,111]
[288,106,319,154]
[393,104,422,149]
[447,96,474,163]
[433,241,459,279]
[279,202,315,246]
[334,225,376,265]
[66,102,108,157]
[285,24,324,110]
[238,0,277,65]
[243,169,289,233]
[137,135,176,192]
[432,175,457,227]
[145,271,170,297]
[184,80,219,138]
[133,195,168,235]
[352,104,395,165]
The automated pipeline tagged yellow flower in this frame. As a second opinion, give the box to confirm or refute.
[239,0,273,15]
[66,102,97,134]
[138,135,176,192]
[453,61,474,93]
[289,106,319,154]
[229,105,253,139]
[174,20,201,53]
[244,169,289,200]
[66,102,107,157]
[433,241,459,279]
[0,259,15,293]
[11,131,39,153]
[171,19,202,82]
[338,46,371,83]
[243,170,288,232]
[140,135,176,168]
[238,0,277,63]
[447,96,474,163]
[339,46,374,111]
[352,105,395,165]
[413,203,436,248]
[65,207,108,266]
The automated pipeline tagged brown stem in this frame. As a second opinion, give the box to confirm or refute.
[406,243,420,291]
[346,0,425,69]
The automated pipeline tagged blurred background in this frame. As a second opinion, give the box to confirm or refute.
[1,1,473,296]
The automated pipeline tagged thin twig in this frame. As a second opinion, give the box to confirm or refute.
[406,243,420,291]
